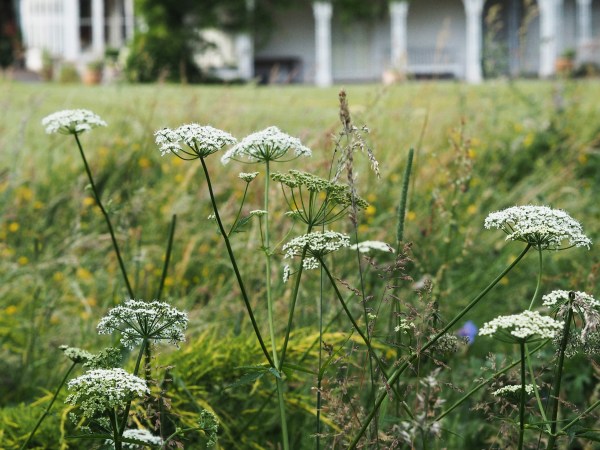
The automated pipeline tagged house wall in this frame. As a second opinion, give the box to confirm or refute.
[407,0,466,77]
[254,5,316,83]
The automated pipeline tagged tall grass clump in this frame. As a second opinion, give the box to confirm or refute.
[1,80,599,449]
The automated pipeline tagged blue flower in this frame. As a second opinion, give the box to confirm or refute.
[457,320,478,344]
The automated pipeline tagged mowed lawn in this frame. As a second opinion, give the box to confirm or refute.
[0,79,599,448]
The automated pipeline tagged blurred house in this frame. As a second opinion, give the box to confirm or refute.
[16,0,600,84]
[18,0,133,71]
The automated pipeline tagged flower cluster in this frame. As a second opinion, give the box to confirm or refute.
[155,124,236,158]
[239,172,259,182]
[544,289,600,349]
[97,299,188,349]
[484,205,591,250]
[107,429,164,449]
[272,170,368,226]
[42,109,107,135]
[479,310,563,342]
[66,368,149,418]
[60,345,94,364]
[221,126,311,164]
[349,240,394,254]
[542,290,599,308]
[283,231,350,270]
[492,384,536,397]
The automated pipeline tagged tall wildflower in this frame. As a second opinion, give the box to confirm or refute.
[155,124,236,159]
[97,299,188,349]
[484,205,591,250]
[66,368,149,419]
[220,126,311,164]
[42,109,107,135]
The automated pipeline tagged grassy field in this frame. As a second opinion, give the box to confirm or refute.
[1,79,599,449]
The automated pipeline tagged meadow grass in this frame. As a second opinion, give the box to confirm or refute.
[1,79,599,448]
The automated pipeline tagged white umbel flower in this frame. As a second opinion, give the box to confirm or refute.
[106,428,164,449]
[97,299,188,349]
[221,126,312,164]
[155,124,236,158]
[66,368,149,418]
[238,172,259,182]
[42,109,107,135]
[349,240,395,253]
[492,384,536,397]
[479,310,563,342]
[484,205,591,250]
[542,290,600,308]
[283,231,350,270]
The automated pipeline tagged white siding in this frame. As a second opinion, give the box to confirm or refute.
[254,5,316,83]
[407,0,466,77]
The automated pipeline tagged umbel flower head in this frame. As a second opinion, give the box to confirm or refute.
[492,384,537,397]
[42,109,107,135]
[272,170,368,226]
[66,368,149,418]
[484,205,591,250]
[106,428,163,449]
[283,231,350,270]
[543,290,600,347]
[349,240,395,254]
[97,299,188,349]
[155,124,237,159]
[221,126,312,164]
[59,345,94,364]
[479,310,563,343]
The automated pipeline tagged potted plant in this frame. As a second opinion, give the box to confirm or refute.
[555,48,576,75]
[83,59,103,85]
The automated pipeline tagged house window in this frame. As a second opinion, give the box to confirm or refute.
[79,0,93,50]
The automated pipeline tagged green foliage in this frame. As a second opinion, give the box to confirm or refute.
[1,80,599,448]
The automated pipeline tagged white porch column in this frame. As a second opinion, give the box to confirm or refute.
[313,1,333,87]
[63,0,80,61]
[539,0,559,78]
[235,34,254,80]
[92,0,105,56]
[577,0,593,46]
[125,0,135,41]
[389,1,409,73]
[463,0,484,83]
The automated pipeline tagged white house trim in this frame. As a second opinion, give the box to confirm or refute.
[577,0,593,46]
[313,1,333,87]
[64,0,80,61]
[539,0,559,78]
[389,1,409,74]
[92,0,105,57]
[463,0,484,83]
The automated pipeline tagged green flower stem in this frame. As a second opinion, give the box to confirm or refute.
[435,339,549,422]
[525,343,550,433]
[319,259,386,372]
[396,147,414,250]
[198,157,274,368]
[561,398,600,433]
[278,244,309,368]
[528,247,543,310]
[263,161,290,450]
[111,409,123,450]
[156,214,176,300]
[546,299,574,450]
[120,338,148,434]
[20,361,77,450]
[229,182,251,235]
[518,341,526,450]
[348,243,532,449]
[73,133,134,298]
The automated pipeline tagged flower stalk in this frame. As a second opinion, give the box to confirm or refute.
[348,243,532,449]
